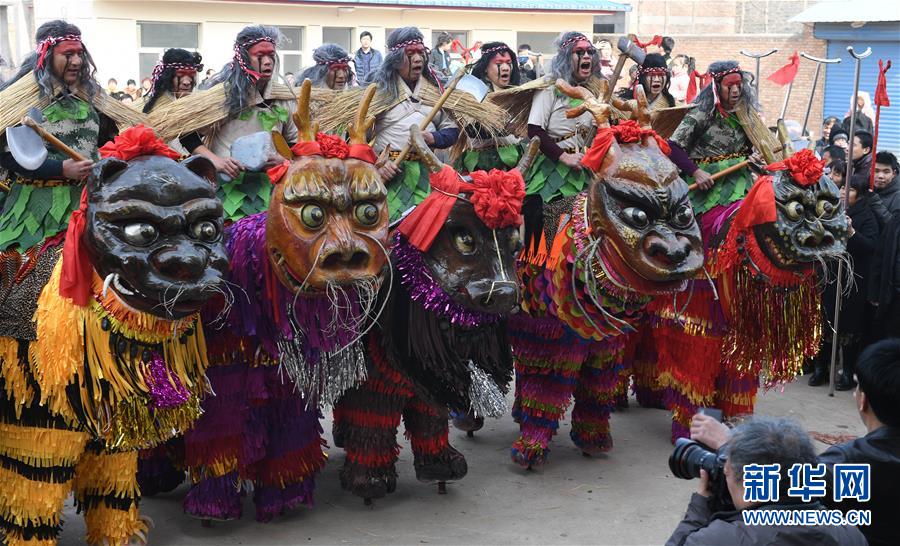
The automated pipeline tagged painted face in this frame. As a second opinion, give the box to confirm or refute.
[570,40,594,82]
[422,199,522,315]
[85,155,228,319]
[718,73,742,110]
[248,41,276,81]
[51,40,84,86]
[171,69,196,98]
[588,136,704,292]
[754,171,849,269]
[486,52,513,89]
[399,43,426,84]
[326,64,350,90]
[266,156,389,292]
[645,72,667,98]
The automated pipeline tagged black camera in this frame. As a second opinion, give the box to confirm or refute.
[669,438,734,512]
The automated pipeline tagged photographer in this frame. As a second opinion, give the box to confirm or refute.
[667,417,866,545]
[691,339,900,546]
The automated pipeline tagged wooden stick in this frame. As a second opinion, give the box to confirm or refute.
[603,55,629,103]
[22,117,87,161]
[392,68,467,166]
[688,146,783,191]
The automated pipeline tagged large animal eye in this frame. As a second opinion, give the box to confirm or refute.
[671,204,695,229]
[122,222,158,246]
[452,229,476,254]
[191,220,220,242]
[622,207,650,228]
[354,202,380,226]
[816,199,836,218]
[300,204,326,229]
[784,201,804,221]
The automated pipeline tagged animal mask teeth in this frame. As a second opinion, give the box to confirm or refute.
[112,274,136,296]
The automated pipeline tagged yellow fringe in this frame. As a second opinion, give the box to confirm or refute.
[0,465,71,528]
[83,504,148,546]
[0,424,89,468]
[2,533,59,546]
[73,450,139,501]
[31,259,209,449]
[0,337,33,418]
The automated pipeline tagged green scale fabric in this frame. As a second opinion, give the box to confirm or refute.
[217,171,273,222]
[0,98,100,251]
[454,143,523,174]
[684,156,752,215]
[524,152,590,202]
[387,160,431,224]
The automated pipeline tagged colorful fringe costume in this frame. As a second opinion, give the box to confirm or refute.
[510,194,651,466]
[333,165,524,500]
[642,151,839,440]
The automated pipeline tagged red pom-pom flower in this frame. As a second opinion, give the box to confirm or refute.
[99,124,181,161]
[765,149,824,187]
[316,132,349,159]
[469,168,526,229]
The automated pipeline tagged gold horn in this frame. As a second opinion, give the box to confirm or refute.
[292,79,318,142]
[348,84,377,145]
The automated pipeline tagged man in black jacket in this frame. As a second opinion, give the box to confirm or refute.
[667,417,867,546]
[691,339,900,546]
[868,151,900,227]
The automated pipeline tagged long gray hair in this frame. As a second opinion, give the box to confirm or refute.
[549,31,600,85]
[200,25,281,116]
[0,19,100,100]
[365,26,439,102]
[691,60,760,113]
[298,43,354,88]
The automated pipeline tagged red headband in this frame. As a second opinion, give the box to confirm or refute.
[559,34,590,51]
[60,126,181,306]
[398,166,525,252]
[391,38,425,52]
[233,36,276,82]
[35,34,83,70]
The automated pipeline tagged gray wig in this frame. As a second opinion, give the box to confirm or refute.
[549,31,600,85]
[724,416,818,500]
[691,60,760,113]
[298,43,354,88]
[200,25,281,117]
[365,26,439,102]
[0,19,100,100]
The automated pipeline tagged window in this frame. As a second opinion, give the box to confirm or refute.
[593,13,626,34]
[137,21,199,81]
[515,32,557,57]
[278,26,304,76]
[432,30,468,49]
[323,27,352,52]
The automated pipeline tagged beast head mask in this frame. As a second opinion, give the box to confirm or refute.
[84,146,227,319]
[569,81,704,294]
[266,81,389,293]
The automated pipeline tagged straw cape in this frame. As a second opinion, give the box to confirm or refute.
[0,73,146,132]
[148,81,319,141]
[316,80,509,139]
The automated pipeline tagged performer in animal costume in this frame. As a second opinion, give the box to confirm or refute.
[0,20,142,254]
[617,53,675,110]
[299,43,354,90]
[0,125,227,545]
[452,41,523,175]
[180,82,391,522]
[332,127,533,502]
[645,129,850,440]
[624,60,780,417]
[140,47,204,155]
[317,27,506,223]
[508,83,704,468]
[148,25,298,221]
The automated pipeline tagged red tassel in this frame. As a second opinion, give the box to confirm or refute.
[59,188,92,306]
[767,51,800,87]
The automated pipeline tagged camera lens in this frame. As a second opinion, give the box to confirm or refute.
[668,438,719,480]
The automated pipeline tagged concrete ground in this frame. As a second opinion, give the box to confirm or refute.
[59,376,865,546]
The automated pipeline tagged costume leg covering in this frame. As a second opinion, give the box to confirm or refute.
[72,443,147,546]
[570,338,623,454]
[0,424,88,546]
[403,397,466,483]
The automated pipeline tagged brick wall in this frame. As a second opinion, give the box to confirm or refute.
[596,0,831,140]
